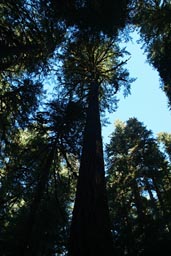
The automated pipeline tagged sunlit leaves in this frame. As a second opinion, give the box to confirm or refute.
[60,34,132,113]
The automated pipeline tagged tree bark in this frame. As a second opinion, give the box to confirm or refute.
[69,82,114,256]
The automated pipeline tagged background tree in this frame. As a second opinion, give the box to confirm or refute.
[106,118,171,256]
[158,132,171,162]
[0,4,77,254]
[0,91,86,256]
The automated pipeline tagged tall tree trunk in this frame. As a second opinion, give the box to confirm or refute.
[69,82,114,256]
[21,147,55,256]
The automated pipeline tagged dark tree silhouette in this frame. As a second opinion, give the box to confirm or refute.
[69,82,114,255]
[106,118,171,256]
[59,32,132,255]
[131,0,171,107]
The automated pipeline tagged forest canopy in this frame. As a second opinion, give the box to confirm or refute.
[0,1,171,256]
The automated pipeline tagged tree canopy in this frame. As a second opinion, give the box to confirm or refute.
[0,1,171,255]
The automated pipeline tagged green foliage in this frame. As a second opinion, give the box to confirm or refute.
[0,124,77,255]
[60,33,133,113]
[106,118,171,255]
[1,1,171,255]
[0,87,85,254]
[131,0,171,107]
[158,132,171,162]
[0,0,64,74]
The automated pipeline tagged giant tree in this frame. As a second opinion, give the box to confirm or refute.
[59,29,133,255]
[42,1,133,255]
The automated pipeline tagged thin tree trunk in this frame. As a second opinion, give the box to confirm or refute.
[21,147,55,256]
[144,177,158,216]
[69,82,114,256]
[152,175,171,232]
[132,179,145,231]
[152,176,166,214]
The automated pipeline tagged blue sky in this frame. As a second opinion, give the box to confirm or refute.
[102,33,171,144]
